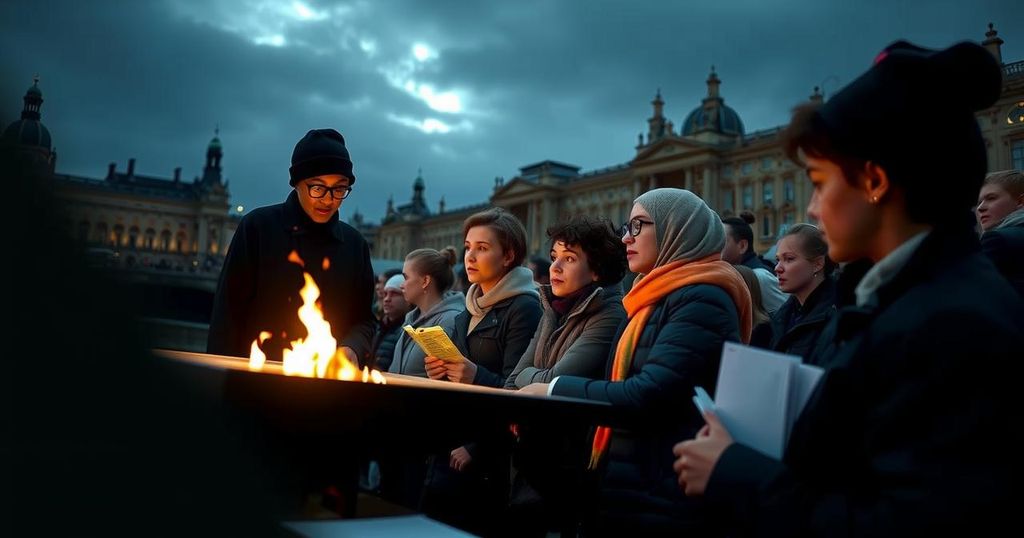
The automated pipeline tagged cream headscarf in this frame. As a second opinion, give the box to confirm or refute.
[634,188,726,269]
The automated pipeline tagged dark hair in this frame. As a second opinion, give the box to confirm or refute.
[734,265,769,325]
[546,215,628,286]
[781,42,1001,226]
[528,256,551,281]
[782,223,836,276]
[722,213,754,251]
[405,246,457,293]
[462,207,528,267]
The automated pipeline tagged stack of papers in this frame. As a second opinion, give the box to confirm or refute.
[694,343,824,459]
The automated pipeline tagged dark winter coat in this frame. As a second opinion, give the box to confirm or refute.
[505,284,626,388]
[705,226,1024,537]
[981,218,1024,297]
[369,317,402,371]
[551,283,741,534]
[762,277,837,360]
[207,190,375,364]
[450,294,542,388]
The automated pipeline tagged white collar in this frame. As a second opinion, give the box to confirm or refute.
[854,231,930,307]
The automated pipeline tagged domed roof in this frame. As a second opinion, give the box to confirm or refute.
[208,136,222,150]
[26,82,42,98]
[681,102,745,136]
[2,119,51,149]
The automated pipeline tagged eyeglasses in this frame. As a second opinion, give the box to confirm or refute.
[620,217,655,237]
[306,184,352,200]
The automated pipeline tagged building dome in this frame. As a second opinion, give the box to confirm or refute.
[681,102,745,136]
[680,67,745,137]
[2,77,51,150]
[3,117,52,149]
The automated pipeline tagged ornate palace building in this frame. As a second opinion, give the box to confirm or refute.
[2,78,241,350]
[374,24,1024,260]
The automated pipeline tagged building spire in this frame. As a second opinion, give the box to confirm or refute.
[706,65,721,99]
[810,86,824,105]
[646,88,668,144]
[983,22,1004,64]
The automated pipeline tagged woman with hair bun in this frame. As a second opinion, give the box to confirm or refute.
[762,223,837,359]
[389,246,464,377]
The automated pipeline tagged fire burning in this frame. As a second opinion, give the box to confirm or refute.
[248,251,385,384]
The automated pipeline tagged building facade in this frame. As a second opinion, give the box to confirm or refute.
[2,78,242,350]
[375,24,1024,260]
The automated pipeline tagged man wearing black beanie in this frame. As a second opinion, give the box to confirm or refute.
[208,128,375,369]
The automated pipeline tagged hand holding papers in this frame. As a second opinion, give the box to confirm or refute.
[693,343,824,460]
[403,325,463,363]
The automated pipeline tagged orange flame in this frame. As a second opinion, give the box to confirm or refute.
[247,252,385,384]
[322,257,330,271]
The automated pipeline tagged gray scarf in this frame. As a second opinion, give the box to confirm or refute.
[997,207,1024,229]
[634,188,726,268]
[466,266,538,333]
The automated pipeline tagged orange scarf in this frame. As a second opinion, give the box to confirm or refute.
[588,254,752,470]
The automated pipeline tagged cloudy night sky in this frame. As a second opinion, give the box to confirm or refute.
[2,0,1021,223]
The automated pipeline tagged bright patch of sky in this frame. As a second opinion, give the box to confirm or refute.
[253,34,286,47]
[387,114,473,134]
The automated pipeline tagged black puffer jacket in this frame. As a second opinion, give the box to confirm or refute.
[551,283,741,534]
[762,277,837,360]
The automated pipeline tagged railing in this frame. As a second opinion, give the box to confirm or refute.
[1005,60,1024,79]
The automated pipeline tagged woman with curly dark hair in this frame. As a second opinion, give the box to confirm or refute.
[504,215,628,536]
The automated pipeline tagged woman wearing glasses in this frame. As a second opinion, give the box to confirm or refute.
[521,188,752,535]
[673,41,1024,536]
[208,128,376,372]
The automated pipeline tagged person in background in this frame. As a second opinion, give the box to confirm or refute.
[377,247,464,510]
[374,268,403,320]
[673,40,1023,537]
[504,215,628,536]
[527,255,552,286]
[370,274,411,371]
[208,128,374,368]
[736,265,772,347]
[520,188,752,535]
[721,212,788,313]
[977,169,1024,296]
[760,223,837,359]
[390,247,464,377]
[421,208,542,536]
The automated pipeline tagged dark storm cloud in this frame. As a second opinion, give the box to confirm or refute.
[2,0,1021,223]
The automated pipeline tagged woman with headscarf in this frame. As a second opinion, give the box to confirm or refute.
[673,41,1024,537]
[521,188,752,535]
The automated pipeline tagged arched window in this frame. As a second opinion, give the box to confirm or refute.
[160,230,172,251]
[95,222,108,244]
[175,231,188,254]
[113,224,125,247]
[144,228,156,250]
[741,184,753,209]
[128,226,140,249]
[762,179,774,206]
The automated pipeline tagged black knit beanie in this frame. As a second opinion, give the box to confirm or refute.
[813,40,1002,224]
[289,128,355,186]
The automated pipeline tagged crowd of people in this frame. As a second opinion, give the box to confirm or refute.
[203,39,1023,536]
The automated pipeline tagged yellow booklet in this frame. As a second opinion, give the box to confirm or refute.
[403,325,463,362]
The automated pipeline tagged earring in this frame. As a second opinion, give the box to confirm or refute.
[871,196,879,204]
